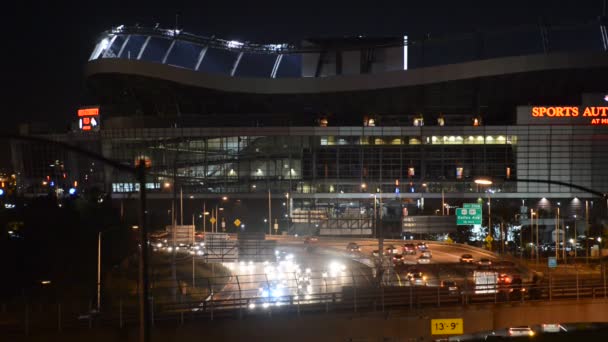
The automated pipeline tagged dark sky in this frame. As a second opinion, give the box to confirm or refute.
[4,0,606,134]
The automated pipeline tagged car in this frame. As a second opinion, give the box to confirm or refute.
[392,254,405,265]
[385,244,399,254]
[421,250,432,258]
[541,323,566,333]
[304,236,318,244]
[507,326,535,337]
[417,255,431,264]
[440,280,459,294]
[346,242,360,252]
[477,258,492,266]
[403,243,416,255]
[460,254,474,263]
[416,242,428,251]
[408,271,428,286]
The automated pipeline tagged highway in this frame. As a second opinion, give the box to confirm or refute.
[152,235,531,314]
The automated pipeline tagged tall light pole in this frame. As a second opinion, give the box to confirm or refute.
[268,190,272,235]
[97,231,102,311]
[530,209,535,261]
[586,200,590,264]
[474,178,493,248]
[536,209,539,265]
[556,204,560,260]
[574,214,578,258]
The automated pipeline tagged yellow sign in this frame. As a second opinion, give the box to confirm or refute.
[209,217,216,224]
[431,318,463,335]
[233,219,241,227]
[485,235,493,242]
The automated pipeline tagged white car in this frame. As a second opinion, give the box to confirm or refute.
[508,326,535,337]
[417,255,431,264]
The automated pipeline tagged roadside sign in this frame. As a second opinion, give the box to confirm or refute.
[548,256,557,268]
[233,218,241,227]
[209,217,216,224]
[457,203,482,225]
[431,318,463,335]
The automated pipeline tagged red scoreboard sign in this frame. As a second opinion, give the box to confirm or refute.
[78,107,100,131]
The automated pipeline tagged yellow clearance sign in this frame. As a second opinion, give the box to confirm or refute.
[431,318,464,335]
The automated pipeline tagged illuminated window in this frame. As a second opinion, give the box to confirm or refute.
[473,117,482,126]
[413,116,424,127]
[437,116,445,126]
[408,167,415,177]
[506,167,511,179]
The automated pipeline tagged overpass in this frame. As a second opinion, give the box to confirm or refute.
[5,298,608,341]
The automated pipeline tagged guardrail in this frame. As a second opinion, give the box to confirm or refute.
[3,271,608,336]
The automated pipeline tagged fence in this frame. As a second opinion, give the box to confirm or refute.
[2,268,608,336]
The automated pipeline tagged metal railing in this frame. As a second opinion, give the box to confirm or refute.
[2,269,608,335]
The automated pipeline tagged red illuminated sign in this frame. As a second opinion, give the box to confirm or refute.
[531,106,608,125]
[77,107,100,131]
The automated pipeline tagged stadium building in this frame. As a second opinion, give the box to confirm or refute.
[10,22,608,239]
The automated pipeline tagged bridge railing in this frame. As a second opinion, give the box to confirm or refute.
[3,271,608,335]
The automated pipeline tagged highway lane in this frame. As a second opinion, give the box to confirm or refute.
[269,236,529,289]
[210,244,372,310]
[161,235,527,313]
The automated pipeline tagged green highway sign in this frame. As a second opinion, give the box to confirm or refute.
[456,203,482,225]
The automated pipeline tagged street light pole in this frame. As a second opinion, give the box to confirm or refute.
[536,210,539,266]
[136,162,151,342]
[586,200,590,264]
[556,206,560,260]
[268,190,272,235]
[530,209,535,261]
[97,231,101,311]
[574,215,578,258]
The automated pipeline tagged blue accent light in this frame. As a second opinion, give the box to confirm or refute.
[69,188,77,195]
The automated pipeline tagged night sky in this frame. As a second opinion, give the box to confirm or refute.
[3,0,606,166]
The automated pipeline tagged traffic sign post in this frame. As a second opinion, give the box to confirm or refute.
[431,318,463,335]
[233,218,241,227]
[456,203,482,225]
